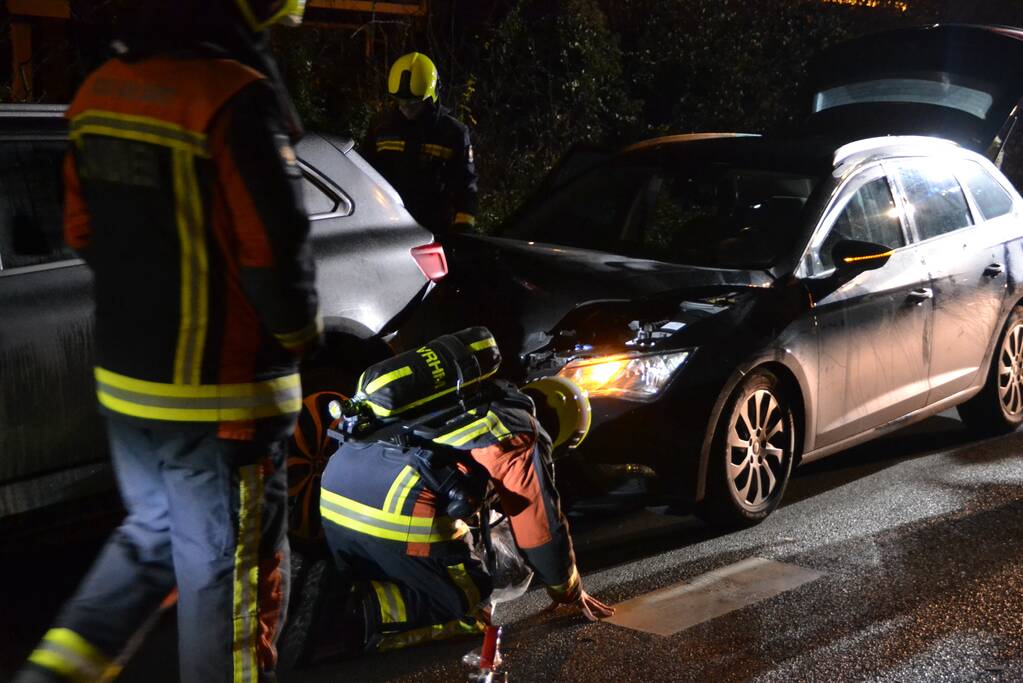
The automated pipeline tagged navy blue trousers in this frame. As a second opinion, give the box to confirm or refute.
[20,418,289,683]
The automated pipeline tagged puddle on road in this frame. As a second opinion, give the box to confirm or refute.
[604,557,823,636]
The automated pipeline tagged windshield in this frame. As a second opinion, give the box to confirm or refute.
[502,158,820,269]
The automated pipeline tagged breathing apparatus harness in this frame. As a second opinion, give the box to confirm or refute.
[325,340,504,523]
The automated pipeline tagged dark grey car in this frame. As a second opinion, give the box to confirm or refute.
[0,105,444,529]
[395,24,1023,527]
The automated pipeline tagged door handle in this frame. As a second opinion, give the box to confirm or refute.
[906,288,933,304]
[983,263,1004,277]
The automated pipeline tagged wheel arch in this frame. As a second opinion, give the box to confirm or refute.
[693,351,811,503]
[301,316,394,395]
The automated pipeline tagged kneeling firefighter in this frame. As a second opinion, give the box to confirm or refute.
[308,328,614,653]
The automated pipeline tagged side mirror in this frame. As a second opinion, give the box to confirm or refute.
[832,239,892,273]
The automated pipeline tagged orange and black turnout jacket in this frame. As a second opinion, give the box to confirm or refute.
[64,53,320,441]
[319,384,581,600]
[362,104,478,233]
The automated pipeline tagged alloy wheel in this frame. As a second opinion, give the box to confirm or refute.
[998,323,1023,417]
[726,388,790,510]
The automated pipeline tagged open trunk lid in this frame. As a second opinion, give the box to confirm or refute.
[805,24,1023,158]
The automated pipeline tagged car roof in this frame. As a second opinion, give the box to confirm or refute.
[832,135,967,170]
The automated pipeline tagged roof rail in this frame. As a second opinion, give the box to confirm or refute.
[0,104,67,116]
[834,135,960,168]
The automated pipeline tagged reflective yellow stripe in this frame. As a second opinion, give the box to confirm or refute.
[321,487,434,527]
[364,366,413,395]
[382,465,415,515]
[454,212,476,226]
[233,464,262,683]
[376,140,405,151]
[549,565,581,597]
[94,367,302,422]
[468,337,496,352]
[28,628,122,682]
[487,412,512,440]
[319,490,468,544]
[28,649,93,683]
[393,469,421,515]
[95,367,300,397]
[433,410,512,447]
[390,583,408,623]
[376,616,483,652]
[172,148,208,385]
[447,563,481,611]
[371,581,397,624]
[363,367,499,417]
[70,109,209,157]
[422,143,453,160]
[434,418,489,446]
[275,313,323,351]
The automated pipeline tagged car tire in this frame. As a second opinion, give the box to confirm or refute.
[698,368,796,529]
[278,550,335,674]
[956,306,1023,437]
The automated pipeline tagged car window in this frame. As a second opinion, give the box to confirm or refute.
[502,163,655,253]
[300,173,340,216]
[819,176,904,271]
[895,162,973,241]
[956,160,1014,221]
[0,139,75,269]
[640,170,816,268]
[503,158,819,269]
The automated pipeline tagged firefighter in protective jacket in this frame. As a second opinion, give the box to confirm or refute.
[17,2,317,682]
[303,332,613,654]
[362,52,479,233]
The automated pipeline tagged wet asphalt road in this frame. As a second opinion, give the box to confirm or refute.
[4,410,1023,682]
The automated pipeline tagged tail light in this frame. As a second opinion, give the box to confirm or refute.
[410,242,449,282]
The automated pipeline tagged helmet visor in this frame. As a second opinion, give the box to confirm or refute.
[235,0,306,31]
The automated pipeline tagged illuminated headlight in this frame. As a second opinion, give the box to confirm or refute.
[556,350,691,400]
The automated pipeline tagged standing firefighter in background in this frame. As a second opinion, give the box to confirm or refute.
[362,52,479,233]
[16,1,319,682]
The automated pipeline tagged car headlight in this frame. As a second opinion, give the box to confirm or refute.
[556,350,691,400]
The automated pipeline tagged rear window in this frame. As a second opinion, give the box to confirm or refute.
[814,78,995,120]
[956,160,1014,221]
[895,162,974,241]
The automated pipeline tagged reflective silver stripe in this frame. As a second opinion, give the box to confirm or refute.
[387,467,418,514]
[96,382,302,410]
[32,639,104,681]
[321,496,427,536]
[71,113,207,149]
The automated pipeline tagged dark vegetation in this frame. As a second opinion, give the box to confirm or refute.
[5,0,1023,231]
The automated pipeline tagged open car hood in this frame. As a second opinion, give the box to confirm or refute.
[805,24,1023,157]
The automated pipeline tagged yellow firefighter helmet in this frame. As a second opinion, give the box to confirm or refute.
[522,376,592,451]
[233,0,306,32]
[388,52,439,104]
